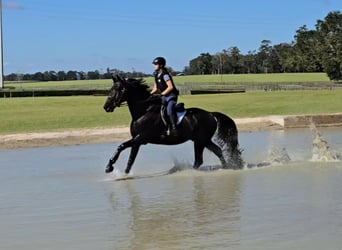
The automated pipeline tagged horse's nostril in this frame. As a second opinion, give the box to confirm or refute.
[104,106,110,112]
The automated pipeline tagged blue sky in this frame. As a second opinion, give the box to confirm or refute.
[3,0,341,74]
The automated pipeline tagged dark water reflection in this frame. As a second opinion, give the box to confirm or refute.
[0,128,341,249]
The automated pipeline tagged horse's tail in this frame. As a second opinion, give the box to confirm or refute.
[211,112,244,169]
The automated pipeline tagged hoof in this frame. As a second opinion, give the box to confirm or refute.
[105,165,114,173]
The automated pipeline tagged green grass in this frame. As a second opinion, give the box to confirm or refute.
[172,72,332,84]
[1,89,342,135]
[5,73,334,90]
[0,96,130,134]
[180,90,342,117]
[5,79,112,90]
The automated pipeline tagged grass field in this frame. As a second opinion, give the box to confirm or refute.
[1,89,342,135]
[173,72,332,84]
[4,73,335,90]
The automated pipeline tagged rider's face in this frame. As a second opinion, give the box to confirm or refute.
[153,63,160,71]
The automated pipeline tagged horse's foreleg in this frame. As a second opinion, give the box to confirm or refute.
[125,145,141,174]
[105,139,134,173]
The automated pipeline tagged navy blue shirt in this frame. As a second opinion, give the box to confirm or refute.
[154,70,178,96]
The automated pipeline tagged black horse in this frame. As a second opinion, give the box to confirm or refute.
[103,75,243,174]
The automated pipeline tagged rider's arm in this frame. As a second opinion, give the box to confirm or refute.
[161,80,174,95]
[161,74,174,96]
[150,83,158,94]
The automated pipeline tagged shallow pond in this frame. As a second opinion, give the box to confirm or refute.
[0,128,341,249]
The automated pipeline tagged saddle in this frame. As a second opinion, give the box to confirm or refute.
[161,103,187,126]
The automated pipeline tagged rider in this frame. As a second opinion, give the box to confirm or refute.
[150,57,179,136]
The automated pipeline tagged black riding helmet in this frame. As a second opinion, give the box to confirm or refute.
[152,57,166,68]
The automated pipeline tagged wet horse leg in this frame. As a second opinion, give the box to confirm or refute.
[206,141,227,167]
[193,142,205,169]
[105,139,134,173]
[124,145,140,174]
[105,135,142,173]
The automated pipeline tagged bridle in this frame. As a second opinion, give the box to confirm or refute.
[115,88,126,108]
[111,81,127,108]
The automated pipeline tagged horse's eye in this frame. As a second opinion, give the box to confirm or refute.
[114,82,121,90]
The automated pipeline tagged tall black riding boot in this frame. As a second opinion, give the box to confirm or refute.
[168,113,178,137]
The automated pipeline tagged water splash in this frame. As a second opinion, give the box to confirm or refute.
[267,146,291,165]
[310,124,341,162]
[244,146,291,169]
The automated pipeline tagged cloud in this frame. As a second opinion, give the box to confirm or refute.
[3,1,24,10]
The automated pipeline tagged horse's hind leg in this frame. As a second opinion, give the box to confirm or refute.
[206,141,227,167]
[193,142,205,169]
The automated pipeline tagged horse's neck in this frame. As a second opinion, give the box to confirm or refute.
[127,95,150,121]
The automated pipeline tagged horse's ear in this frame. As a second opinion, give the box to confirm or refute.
[117,75,128,86]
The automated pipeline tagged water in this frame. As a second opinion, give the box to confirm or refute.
[0,128,342,249]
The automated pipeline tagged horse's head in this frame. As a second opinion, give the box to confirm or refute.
[103,75,128,112]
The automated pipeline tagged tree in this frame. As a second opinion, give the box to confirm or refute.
[268,47,282,73]
[316,11,342,81]
[49,71,58,81]
[189,53,213,74]
[220,51,231,74]
[42,71,58,81]
[257,40,272,73]
[274,43,296,73]
[211,53,224,74]
[5,73,18,81]
[57,71,66,81]
[87,70,100,80]
[183,66,191,75]
[23,74,32,81]
[32,72,44,81]
[225,46,242,74]
[293,25,322,72]
[66,71,77,80]
[242,50,257,73]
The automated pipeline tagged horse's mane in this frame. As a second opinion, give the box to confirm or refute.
[126,78,150,94]
[126,78,162,108]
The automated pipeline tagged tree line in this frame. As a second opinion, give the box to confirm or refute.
[5,11,342,82]
[185,11,342,81]
[5,68,150,82]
